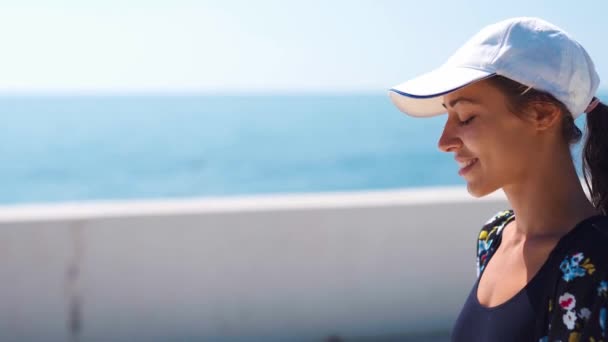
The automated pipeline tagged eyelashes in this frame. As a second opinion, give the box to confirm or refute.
[459,115,476,126]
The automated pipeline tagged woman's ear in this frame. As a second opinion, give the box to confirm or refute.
[527,101,563,131]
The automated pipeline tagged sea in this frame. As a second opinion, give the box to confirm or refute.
[0,92,598,205]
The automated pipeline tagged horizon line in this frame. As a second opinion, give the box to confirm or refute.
[0,88,606,97]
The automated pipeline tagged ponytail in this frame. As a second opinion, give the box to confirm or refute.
[583,99,608,214]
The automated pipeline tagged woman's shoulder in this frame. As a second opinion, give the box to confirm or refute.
[543,215,608,338]
[475,209,515,277]
[556,215,608,278]
[477,209,515,245]
[480,209,515,235]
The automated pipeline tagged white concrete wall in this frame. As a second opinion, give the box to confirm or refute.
[0,186,508,342]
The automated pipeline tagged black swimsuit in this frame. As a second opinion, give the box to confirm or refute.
[450,210,608,341]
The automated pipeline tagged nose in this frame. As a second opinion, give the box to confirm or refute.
[437,119,462,153]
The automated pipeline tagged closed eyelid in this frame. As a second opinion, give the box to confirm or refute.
[458,115,476,126]
[447,111,475,121]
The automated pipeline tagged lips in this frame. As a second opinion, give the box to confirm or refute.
[456,158,479,176]
[457,158,478,169]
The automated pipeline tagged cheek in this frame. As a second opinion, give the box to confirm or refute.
[460,127,484,154]
[462,126,513,161]
[474,127,533,175]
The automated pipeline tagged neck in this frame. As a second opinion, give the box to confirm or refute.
[502,147,600,240]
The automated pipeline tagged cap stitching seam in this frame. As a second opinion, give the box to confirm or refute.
[457,65,497,73]
[564,34,576,113]
[489,21,516,66]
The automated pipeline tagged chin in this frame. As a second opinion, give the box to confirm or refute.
[466,182,499,198]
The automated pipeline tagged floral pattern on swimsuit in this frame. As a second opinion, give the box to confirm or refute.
[476,210,608,342]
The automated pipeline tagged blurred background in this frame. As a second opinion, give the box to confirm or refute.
[2,0,605,204]
[0,1,606,341]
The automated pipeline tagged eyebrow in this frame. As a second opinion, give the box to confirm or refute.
[441,96,480,109]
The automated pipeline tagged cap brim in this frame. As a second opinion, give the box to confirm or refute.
[388,67,495,117]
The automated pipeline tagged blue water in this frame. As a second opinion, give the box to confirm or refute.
[0,93,597,205]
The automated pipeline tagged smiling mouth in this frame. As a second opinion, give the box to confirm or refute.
[458,158,478,176]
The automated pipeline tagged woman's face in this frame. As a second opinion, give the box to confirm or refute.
[439,79,542,197]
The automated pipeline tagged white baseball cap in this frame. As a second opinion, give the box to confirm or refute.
[388,17,600,119]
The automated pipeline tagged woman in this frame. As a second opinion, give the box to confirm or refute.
[388,17,608,341]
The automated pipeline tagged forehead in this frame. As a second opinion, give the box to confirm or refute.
[442,79,499,109]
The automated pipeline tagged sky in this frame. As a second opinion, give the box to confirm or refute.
[0,0,606,93]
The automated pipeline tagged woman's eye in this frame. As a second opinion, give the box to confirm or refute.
[459,116,476,126]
